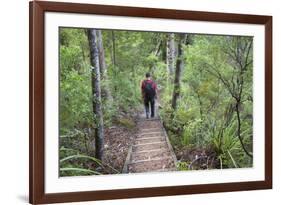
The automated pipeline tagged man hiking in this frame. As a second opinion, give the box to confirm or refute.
[141,72,157,119]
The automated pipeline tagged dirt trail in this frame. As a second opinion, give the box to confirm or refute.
[123,112,177,173]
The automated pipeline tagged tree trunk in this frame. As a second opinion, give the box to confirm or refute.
[96,30,106,76]
[87,29,104,161]
[154,38,162,57]
[166,33,175,78]
[96,30,113,101]
[235,101,253,158]
[172,34,187,110]
[111,31,116,67]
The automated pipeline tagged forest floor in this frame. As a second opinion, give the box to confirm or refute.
[175,147,219,170]
[102,117,139,174]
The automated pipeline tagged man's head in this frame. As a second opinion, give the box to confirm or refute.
[145,72,151,79]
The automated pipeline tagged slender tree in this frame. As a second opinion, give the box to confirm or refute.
[87,29,104,161]
[154,37,162,57]
[204,37,253,158]
[96,30,113,101]
[111,31,116,67]
[229,37,253,158]
[172,33,187,110]
[166,33,175,78]
[96,30,106,76]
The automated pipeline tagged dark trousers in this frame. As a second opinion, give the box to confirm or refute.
[144,97,155,118]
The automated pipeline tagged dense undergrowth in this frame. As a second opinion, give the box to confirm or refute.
[59,28,253,176]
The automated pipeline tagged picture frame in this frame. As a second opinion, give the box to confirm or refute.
[29,1,272,204]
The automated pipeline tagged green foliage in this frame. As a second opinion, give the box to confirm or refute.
[176,161,190,171]
[59,28,163,176]
[59,27,253,175]
[59,28,92,134]
[59,132,120,176]
[161,35,253,169]
[109,67,141,110]
[60,154,102,164]
[60,167,101,175]
[59,69,92,133]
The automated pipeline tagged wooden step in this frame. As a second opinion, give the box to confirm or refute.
[134,148,163,153]
[138,131,162,136]
[136,136,164,141]
[128,157,175,173]
[137,132,164,138]
[132,142,167,152]
[132,150,171,161]
[130,156,172,164]
[149,167,177,172]
[141,128,163,133]
[135,137,165,145]
[122,116,178,174]
[138,122,162,129]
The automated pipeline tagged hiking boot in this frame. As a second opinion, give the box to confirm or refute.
[146,113,149,119]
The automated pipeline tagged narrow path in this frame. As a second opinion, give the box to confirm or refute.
[123,109,177,173]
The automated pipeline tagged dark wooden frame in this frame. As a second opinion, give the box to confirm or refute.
[29,1,272,204]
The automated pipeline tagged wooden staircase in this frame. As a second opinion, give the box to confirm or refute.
[123,118,177,173]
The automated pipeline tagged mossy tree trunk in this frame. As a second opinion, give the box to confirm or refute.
[166,33,175,80]
[96,30,113,101]
[87,29,104,161]
[172,33,187,110]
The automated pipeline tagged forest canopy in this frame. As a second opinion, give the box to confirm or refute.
[59,28,253,176]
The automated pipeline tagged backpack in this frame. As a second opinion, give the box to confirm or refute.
[143,80,156,98]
